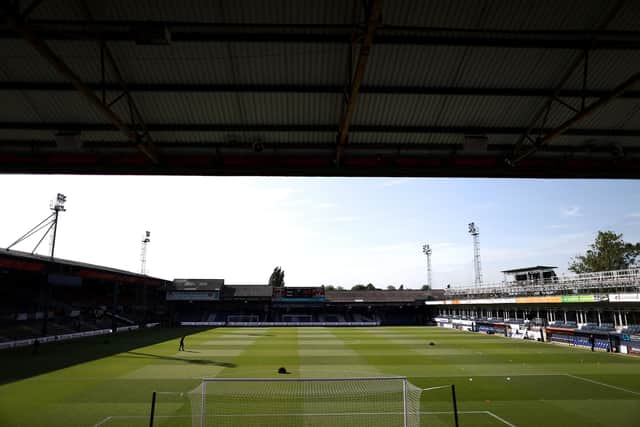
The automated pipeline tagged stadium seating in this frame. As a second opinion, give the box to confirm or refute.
[622,325,640,335]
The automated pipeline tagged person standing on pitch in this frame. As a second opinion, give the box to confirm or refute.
[179,335,186,351]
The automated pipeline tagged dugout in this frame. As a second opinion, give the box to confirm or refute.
[546,325,618,351]
[621,337,640,355]
[474,320,507,336]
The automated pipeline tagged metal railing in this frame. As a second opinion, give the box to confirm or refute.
[444,268,640,298]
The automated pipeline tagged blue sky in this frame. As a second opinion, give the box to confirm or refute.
[1,175,639,289]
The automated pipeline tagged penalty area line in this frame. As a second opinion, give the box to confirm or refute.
[92,416,112,427]
[485,411,517,427]
[565,374,640,396]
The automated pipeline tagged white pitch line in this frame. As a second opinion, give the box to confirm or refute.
[422,385,451,392]
[93,410,504,424]
[92,416,112,427]
[485,410,517,427]
[565,374,640,397]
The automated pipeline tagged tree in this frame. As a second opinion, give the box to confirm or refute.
[399,284,404,290]
[366,283,376,290]
[268,266,285,287]
[387,285,396,290]
[336,286,345,291]
[324,285,336,291]
[421,284,431,291]
[569,231,640,273]
[352,284,367,291]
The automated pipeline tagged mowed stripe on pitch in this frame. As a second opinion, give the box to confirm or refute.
[121,330,257,380]
[298,328,386,378]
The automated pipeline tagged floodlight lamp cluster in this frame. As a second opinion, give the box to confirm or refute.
[468,222,478,235]
[51,193,67,212]
[422,244,432,255]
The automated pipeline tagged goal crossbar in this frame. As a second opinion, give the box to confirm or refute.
[201,376,407,382]
[199,376,421,427]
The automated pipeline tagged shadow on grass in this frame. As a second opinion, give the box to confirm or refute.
[122,351,236,368]
[0,327,214,385]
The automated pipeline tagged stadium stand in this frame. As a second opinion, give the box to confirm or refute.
[0,249,168,346]
[429,265,640,353]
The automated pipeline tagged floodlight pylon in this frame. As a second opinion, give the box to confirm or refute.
[422,244,433,289]
[468,222,483,287]
[140,231,151,275]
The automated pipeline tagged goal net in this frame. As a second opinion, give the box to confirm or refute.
[226,314,260,323]
[196,377,422,427]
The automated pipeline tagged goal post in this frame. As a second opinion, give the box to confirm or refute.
[420,384,460,427]
[147,390,198,427]
[198,376,422,427]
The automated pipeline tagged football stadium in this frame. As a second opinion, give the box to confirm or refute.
[1,0,640,426]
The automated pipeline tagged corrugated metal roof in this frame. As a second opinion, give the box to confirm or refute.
[110,42,235,85]
[240,93,341,125]
[229,43,346,86]
[563,51,640,90]
[366,46,467,87]
[354,94,443,126]
[350,132,459,145]
[438,96,547,128]
[381,0,612,30]
[0,91,43,122]
[32,0,350,24]
[1,0,638,177]
[27,92,106,123]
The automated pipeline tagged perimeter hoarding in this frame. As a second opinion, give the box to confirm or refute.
[608,293,640,303]
[426,294,607,305]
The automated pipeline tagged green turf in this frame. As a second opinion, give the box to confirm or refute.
[1,327,639,426]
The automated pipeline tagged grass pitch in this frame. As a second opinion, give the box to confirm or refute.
[1,326,639,426]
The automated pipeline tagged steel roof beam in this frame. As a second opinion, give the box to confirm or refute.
[1,82,639,99]
[1,153,639,179]
[4,15,161,164]
[2,140,638,155]
[509,0,626,164]
[0,22,639,49]
[336,0,381,165]
[1,122,638,137]
[511,72,640,163]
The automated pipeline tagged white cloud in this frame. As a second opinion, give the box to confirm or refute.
[323,216,359,223]
[561,206,582,217]
[317,202,337,209]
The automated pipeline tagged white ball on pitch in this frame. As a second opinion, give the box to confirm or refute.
[506,377,511,381]
[469,378,473,381]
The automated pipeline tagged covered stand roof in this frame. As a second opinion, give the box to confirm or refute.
[502,266,558,274]
[0,248,169,286]
[0,0,639,177]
